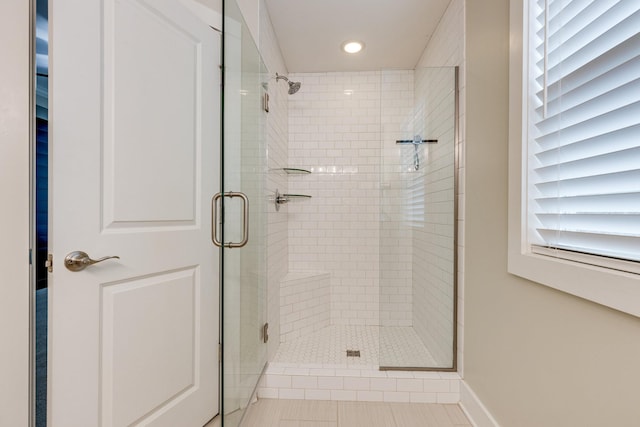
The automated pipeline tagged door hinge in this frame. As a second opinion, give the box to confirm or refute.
[218,343,222,363]
[45,254,53,273]
[262,323,269,344]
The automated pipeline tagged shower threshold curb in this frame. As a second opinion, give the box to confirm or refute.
[257,362,460,404]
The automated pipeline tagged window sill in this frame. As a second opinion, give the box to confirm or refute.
[508,249,640,318]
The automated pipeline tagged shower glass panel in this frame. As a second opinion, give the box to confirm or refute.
[379,67,458,370]
[223,0,268,425]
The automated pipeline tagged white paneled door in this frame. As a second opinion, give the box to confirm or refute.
[49,0,220,425]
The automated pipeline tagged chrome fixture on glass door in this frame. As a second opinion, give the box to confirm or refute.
[395,135,438,171]
[211,192,249,248]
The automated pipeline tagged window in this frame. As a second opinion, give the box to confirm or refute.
[527,0,640,271]
[508,0,640,317]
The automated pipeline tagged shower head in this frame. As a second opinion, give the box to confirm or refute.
[276,73,301,95]
[287,81,301,95]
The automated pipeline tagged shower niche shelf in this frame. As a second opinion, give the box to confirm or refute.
[275,189,311,211]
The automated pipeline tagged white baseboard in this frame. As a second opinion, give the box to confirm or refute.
[459,381,500,427]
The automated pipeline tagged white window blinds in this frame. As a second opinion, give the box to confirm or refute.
[527,0,640,265]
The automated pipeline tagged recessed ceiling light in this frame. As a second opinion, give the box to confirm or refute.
[342,41,364,54]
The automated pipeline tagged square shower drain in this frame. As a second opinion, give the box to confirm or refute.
[346,349,361,357]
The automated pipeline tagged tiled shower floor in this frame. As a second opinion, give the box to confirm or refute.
[260,326,459,403]
[273,325,438,368]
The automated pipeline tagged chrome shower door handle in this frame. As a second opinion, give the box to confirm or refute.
[212,192,249,248]
[64,251,120,272]
[212,193,223,247]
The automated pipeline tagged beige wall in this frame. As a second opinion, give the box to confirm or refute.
[0,0,31,425]
[464,0,640,425]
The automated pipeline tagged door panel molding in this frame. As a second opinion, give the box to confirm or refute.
[101,267,199,426]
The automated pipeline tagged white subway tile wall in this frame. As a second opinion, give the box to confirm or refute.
[287,70,416,327]
[280,272,330,342]
[380,70,415,329]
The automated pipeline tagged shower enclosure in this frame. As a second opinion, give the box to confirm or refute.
[277,67,458,371]
[221,0,458,416]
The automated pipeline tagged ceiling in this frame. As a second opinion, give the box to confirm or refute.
[263,0,451,73]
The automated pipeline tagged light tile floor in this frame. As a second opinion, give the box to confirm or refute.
[274,325,438,368]
[238,399,472,427]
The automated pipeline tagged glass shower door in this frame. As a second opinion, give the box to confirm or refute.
[221,1,268,425]
[379,67,458,370]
